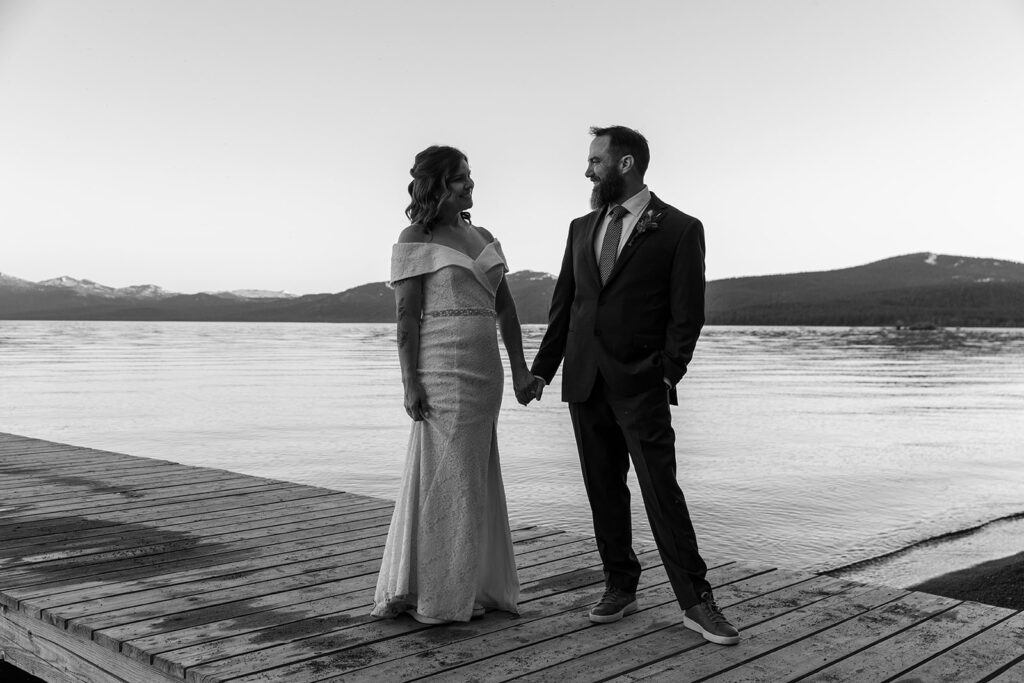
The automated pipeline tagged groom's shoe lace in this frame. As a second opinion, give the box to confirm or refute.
[683,591,740,645]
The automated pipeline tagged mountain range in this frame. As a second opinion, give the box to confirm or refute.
[2,253,1023,327]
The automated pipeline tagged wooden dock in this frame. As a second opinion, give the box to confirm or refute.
[1,432,1022,682]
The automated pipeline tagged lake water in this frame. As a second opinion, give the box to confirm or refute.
[2,321,1023,587]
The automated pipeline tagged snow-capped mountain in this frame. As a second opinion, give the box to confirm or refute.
[33,276,173,299]
[38,276,117,296]
[0,273,297,301]
[113,284,172,298]
[0,272,35,289]
[922,252,1023,282]
[207,289,297,299]
[2,253,1023,325]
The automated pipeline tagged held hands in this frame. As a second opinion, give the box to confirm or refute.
[513,372,546,406]
[406,373,545,418]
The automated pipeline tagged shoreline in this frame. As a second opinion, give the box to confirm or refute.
[825,512,1024,595]
[907,550,1024,611]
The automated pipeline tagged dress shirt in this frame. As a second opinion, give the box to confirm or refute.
[593,186,652,264]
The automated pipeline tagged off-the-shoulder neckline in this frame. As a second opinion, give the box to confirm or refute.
[395,239,499,262]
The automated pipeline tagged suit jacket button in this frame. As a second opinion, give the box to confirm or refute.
[594,329,602,337]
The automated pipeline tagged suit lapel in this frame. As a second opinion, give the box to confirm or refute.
[602,193,667,287]
[580,207,606,287]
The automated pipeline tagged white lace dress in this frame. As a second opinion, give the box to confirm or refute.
[371,240,520,621]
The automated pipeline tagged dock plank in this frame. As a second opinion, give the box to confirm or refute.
[0,497,389,561]
[987,662,1024,682]
[10,523,390,616]
[407,563,781,683]
[527,575,850,683]
[697,591,960,682]
[0,478,307,523]
[802,600,1016,682]
[0,444,151,463]
[2,432,1020,683]
[1,504,393,578]
[505,571,839,683]
[0,471,285,511]
[890,611,1024,682]
[181,548,661,683]
[0,484,334,542]
[611,583,907,681]
[0,508,393,597]
[86,559,384,651]
[0,460,191,484]
[30,535,386,624]
[214,551,680,683]
[0,489,368,549]
[0,470,256,507]
[129,529,581,678]
[79,526,556,653]
[2,605,180,683]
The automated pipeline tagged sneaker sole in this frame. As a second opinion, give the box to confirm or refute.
[589,599,638,624]
[683,615,740,645]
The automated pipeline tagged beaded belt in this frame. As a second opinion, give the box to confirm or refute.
[424,308,496,318]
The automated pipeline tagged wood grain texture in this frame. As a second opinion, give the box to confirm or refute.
[2,432,1022,683]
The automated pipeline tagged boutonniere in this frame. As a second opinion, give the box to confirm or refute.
[626,208,664,247]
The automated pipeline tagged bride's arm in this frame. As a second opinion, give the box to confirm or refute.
[495,277,543,404]
[394,276,428,420]
[495,276,527,372]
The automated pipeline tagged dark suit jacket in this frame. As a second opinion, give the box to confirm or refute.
[531,192,706,404]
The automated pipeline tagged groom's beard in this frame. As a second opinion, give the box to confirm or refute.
[590,168,626,209]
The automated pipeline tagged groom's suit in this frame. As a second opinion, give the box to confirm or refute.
[531,190,711,609]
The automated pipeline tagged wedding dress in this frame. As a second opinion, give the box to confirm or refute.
[371,239,520,621]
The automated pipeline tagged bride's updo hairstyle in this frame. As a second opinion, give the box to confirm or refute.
[405,145,469,230]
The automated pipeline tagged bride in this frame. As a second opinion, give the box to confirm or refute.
[371,145,543,624]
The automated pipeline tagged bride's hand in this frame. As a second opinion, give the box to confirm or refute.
[403,381,430,421]
[512,367,532,406]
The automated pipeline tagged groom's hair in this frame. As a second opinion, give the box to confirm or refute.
[590,125,650,178]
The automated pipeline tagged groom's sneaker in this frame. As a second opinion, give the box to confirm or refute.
[588,587,638,624]
[683,591,740,645]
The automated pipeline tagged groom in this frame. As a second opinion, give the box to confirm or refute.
[529,125,739,645]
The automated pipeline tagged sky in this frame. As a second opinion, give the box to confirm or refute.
[2,0,1023,295]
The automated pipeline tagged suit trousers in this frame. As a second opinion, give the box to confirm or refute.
[568,373,711,609]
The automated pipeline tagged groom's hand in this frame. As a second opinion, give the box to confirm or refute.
[514,375,546,406]
[530,375,546,402]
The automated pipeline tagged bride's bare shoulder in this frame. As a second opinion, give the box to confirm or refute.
[398,224,431,244]
[473,225,495,243]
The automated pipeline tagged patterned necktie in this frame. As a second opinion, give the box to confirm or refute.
[598,205,627,284]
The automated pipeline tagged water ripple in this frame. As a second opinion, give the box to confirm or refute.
[2,321,1023,585]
